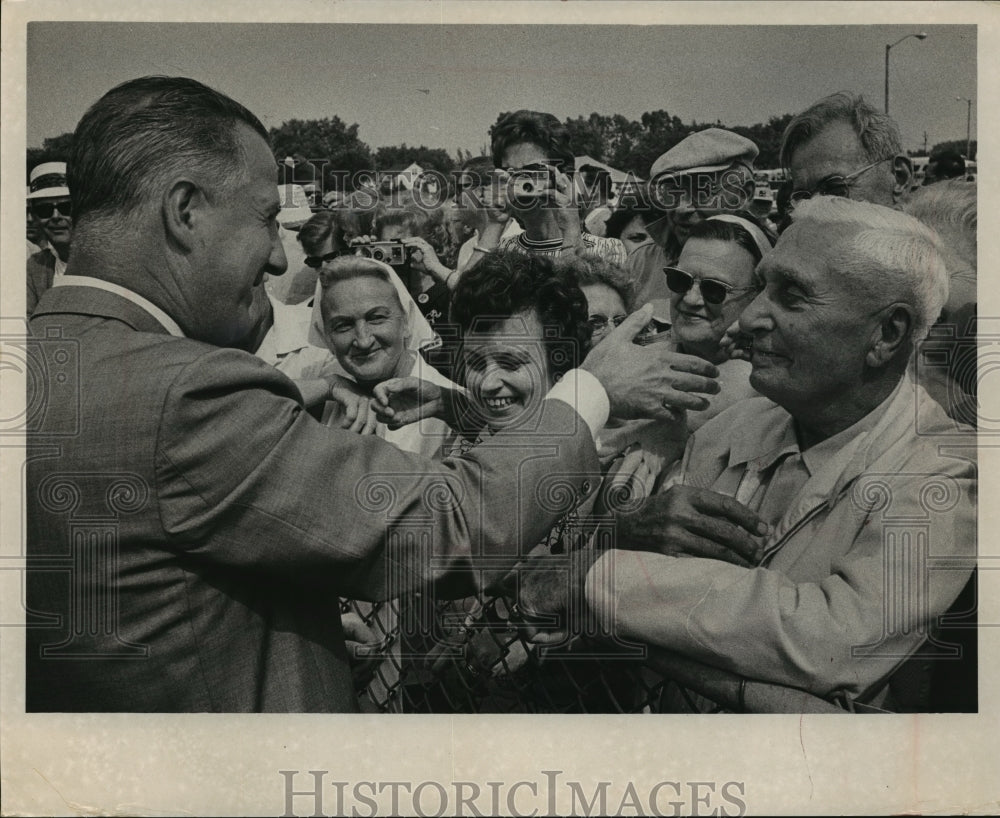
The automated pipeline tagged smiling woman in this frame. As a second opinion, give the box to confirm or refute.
[668,212,776,430]
[311,255,455,459]
[450,251,591,434]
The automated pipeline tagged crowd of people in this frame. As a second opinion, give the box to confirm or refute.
[25,78,977,714]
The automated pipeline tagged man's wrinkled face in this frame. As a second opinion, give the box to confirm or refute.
[788,121,897,207]
[738,220,884,416]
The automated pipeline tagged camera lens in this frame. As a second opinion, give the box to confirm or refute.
[372,248,385,261]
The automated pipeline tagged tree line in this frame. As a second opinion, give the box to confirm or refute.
[28,111,975,192]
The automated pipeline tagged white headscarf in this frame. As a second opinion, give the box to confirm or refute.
[307,257,440,355]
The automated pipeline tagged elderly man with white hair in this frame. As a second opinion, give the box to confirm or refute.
[586,197,976,711]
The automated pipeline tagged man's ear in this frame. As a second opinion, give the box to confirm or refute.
[162,179,208,251]
[891,154,914,202]
[867,303,913,368]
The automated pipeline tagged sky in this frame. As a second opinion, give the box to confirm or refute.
[26,21,977,167]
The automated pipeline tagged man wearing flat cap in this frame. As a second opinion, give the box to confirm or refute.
[626,128,758,312]
[26,161,74,315]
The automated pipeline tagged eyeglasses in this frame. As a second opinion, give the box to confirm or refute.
[664,267,758,305]
[31,200,72,220]
[588,314,627,334]
[789,157,893,203]
[303,250,344,269]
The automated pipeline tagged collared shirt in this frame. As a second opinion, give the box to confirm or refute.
[733,388,889,530]
[52,275,185,337]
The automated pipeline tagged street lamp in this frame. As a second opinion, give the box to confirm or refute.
[884,33,928,114]
[956,96,973,160]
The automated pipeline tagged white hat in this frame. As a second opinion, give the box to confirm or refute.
[27,161,70,200]
[276,183,313,227]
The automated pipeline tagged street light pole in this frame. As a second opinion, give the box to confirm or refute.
[884,32,928,114]
[956,96,973,159]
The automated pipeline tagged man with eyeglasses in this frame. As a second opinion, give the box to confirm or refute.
[781,92,914,209]
[26,161,74,315]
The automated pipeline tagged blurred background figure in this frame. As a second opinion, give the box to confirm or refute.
[781,92,913,208]
[603,205,652,257]
[904,179,977,425]
[26,161,73,315]
[490,110,627,264]
[922,149,966,186]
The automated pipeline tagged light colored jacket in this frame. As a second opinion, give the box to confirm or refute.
[587,376,976,702]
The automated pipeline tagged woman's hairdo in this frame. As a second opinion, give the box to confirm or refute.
[450,251,592,378]
[490,110,576,171]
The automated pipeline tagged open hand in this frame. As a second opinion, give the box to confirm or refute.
[582,304,721,421]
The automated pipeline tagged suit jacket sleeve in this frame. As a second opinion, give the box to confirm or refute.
[156,348,600,600]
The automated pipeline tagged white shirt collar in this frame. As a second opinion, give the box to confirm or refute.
[51,275,185,337]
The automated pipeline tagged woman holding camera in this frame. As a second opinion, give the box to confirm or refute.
[468,110,627,268]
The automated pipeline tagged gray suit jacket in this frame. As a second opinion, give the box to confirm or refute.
[26,284,599,712]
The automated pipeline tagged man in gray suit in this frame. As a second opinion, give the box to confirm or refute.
[26,76,728,712]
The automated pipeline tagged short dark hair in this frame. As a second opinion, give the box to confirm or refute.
[490,110,575,171]
[298,209,359,257]
[69,75,270,224]
[450,251,591,378]
[553,252,636,313]
[685,210,776,264]
[605,206,653,241]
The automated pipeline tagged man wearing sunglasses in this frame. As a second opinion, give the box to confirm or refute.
[588,197,975,711]
[781,92,914,209]
[26,161,74,315]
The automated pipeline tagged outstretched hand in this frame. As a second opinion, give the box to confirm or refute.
[581,304,721,421]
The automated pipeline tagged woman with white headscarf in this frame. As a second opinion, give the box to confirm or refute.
[305,255,455,460]
[305,255,459,711]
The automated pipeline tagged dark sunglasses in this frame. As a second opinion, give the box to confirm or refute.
[664,267,757,305]
[303,250,344,269]
[31,200,72,220]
